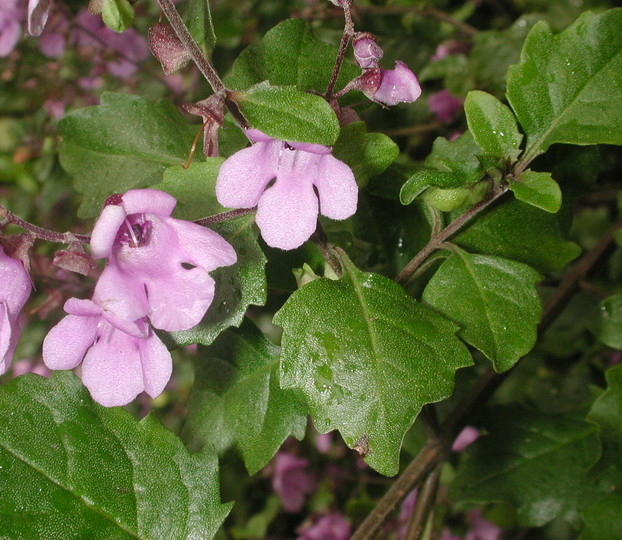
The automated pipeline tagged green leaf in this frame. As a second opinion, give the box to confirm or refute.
[509,170,562,213]
[507,9,622,164]
[183,323,308,474]
[422,248,542,372]
[587,365,622,490]
[101,0,134,33]
[233,84,340,145]
[181,0,216,55]
[580,494,622,540]
[451,406,601,527]
[0,372,232,539]
[400,170,466,205]
[332,122,399,189]
[465,90,522,159]
[588,294,622,350]
[426,132,486,183]
[59,92,197,218]
[274,252,472,476]
[455,199,581,273]
[225,18,358,94]
[157,159,226,221]
[169,214,267,347]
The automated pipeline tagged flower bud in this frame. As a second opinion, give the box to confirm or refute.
[353,32,383,69]
[148,23,191,75]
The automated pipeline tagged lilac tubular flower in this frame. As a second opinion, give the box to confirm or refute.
[0,246,31,374]
[216,129,357,250]
[43,298,172,407]
[91,189,237,332]
[297,514,351,540]
[272,452,315,513]
[372,61,422,106]
[428,89,463,124]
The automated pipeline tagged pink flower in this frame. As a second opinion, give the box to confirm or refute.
[43,298,172,407]
[428,89,463,124]
[0,246,31,374]
[355,61,422,106]
[90,189,237,332]
[0,0,23,57]
[297,513,351,540]
[465,509,502,540]
[272,452,315,512]
[452,426,480,452]
[216,129,357,250]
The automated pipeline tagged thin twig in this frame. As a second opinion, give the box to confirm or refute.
[395,185,508,286]
[0,205,90,244]
[325,0,355,98]
[193,207,256,226]
[404,463,442,540]
[156,0,225,94]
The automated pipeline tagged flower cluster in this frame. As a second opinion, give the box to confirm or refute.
[0,246,31,374]
[43,189,237,406]
[216,129,358,251]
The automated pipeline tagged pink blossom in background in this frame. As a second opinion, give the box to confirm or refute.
[0,246,31,374]
[430,39,469,62]
[428,89,463,124]
[42,298,172,407]
[272,452,315,512]
[465,509,502,540]
[0,0,23,57]
[397,488,418,539]
[297,513,351,540]
[38,12,69,57]
[11,358,51,377]
[91,189,236,332]
[315,431,332,453]
[216,129,357,250]
[452,426,480,452]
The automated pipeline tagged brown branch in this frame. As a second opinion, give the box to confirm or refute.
[0,205,90,244]
[404,463,442,540]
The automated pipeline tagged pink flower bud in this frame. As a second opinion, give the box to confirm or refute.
[353,32,383,69]
[148,23,191,75]
[354,61,421,106]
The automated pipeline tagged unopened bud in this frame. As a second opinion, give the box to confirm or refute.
[53,248,96,276]
[353,32,383,69]
[149,23,192,75]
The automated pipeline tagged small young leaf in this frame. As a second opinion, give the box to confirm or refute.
[169,214,267,347]
[465,90,522,159]
[451,406,601,527]
[101,0,134,33]
[0,372,232,539]
[233,84,340,145]
[183,323,308,474]
[158,159,226,221]
[455,199,581,273]
[332,122,399,189]
[59,92,198,218]
[588,294,622,350]
[507,9,622,164]
[400,170,466,205]
[509,170,562,213]
[422,248,542,372]
[274,253,472,476]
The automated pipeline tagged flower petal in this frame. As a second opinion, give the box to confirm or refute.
[255,152,319,250]
[0,303,13,374]
[81,326,145,407]
[42,313,99,370]
[94,264,150,325]
[143,269,215,331]
[90,204,126,259]
[122,189,177,217]
[216,141,279,208]
[167,218,237,271]
[313,155,358,220]
[63,297,102,317]
[374,61,422,106]
[139,331,173,398]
